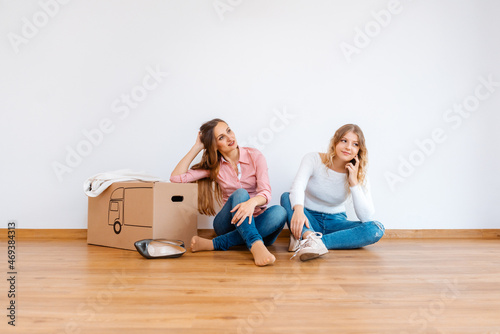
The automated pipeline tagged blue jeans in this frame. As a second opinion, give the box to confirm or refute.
[212,188,287,250]
[280,192,385,249]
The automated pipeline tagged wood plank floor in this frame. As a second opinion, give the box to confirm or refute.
[1,236,500,334]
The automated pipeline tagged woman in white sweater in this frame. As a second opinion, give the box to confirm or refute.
[280,124,384,261]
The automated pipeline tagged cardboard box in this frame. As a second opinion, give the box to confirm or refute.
[87,181,198,251]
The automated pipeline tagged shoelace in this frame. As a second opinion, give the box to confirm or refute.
[290,232,323,259]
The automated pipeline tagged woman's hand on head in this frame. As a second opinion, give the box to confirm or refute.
[346,155,359,186]
[290,209,309,240]
[230,200,257,226]
[194,131,204,152]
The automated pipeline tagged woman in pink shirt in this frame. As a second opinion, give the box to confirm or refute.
[170,118,286,266]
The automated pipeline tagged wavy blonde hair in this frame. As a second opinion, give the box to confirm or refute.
[321,124,368,190]
[191,119,225,215]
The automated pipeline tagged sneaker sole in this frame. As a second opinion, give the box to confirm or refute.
[299,251,327,261]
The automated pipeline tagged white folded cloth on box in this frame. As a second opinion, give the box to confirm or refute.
[84,169,164,197]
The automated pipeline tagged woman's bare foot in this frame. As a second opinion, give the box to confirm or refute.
[250,241,276,266]
[191,236,214,252]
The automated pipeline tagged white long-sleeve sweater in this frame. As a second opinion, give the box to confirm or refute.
[289,152,375,222]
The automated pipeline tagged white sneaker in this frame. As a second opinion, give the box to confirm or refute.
[288,233,300,252]
[290,232,328,261]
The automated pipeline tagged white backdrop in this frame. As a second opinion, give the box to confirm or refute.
[1,0,499,229]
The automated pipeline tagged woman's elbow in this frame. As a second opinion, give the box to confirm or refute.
[169,174,182,183]
[361,210,376,223]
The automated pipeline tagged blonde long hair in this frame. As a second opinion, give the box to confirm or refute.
[191,119,225,215]
[321,124,368,190]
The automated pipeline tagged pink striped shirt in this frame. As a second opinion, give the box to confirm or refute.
[169,147,272,216]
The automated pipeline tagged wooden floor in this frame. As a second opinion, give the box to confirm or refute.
[2,235,500,334]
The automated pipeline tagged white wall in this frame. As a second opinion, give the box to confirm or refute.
[1,0,499,229]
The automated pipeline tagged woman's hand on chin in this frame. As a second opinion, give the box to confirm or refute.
[346,155,359,187]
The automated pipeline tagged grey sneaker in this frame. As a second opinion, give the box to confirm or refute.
[290,232,328,261]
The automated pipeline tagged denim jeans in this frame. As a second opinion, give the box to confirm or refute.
[212,188,287,250]
[280,192,385,249]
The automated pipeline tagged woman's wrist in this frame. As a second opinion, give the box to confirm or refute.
[293,204,304,213]
[248,196,264,207]
[191,144,203,154]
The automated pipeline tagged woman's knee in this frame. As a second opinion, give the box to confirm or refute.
[264,205,287,223]
[280,192,290,207]
[273,205,287,224]
[365,221,385,242]
[231,188,250,202]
